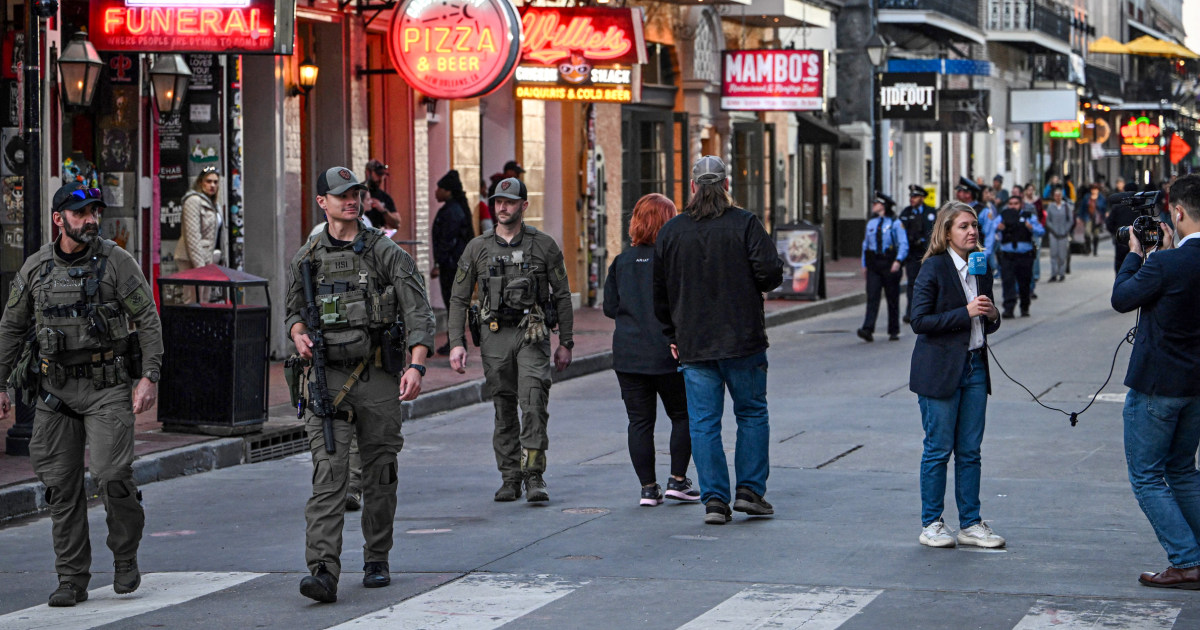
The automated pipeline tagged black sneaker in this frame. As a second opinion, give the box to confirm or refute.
[300,563,338,603]
[856,328,874,342]
[345,488,362,512]
[888,334,900,341]
[525,473,549,503]
[733,488,774,516]
[363,561,390,588]
[48,581,88,607]
[665,477,700,502]
[113,557,140,594]
[639,484,663,506]
[1021,311,1030,317]
[704,499,732,525]
[494,480,522,502]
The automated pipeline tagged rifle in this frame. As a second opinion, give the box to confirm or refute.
[300,259,337,454]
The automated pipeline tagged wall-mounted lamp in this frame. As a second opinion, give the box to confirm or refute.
[57,31,102,109]
[149,54,193,119]
[294,56,319,97]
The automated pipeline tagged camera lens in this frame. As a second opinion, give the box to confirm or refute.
[1116,226,1131,246]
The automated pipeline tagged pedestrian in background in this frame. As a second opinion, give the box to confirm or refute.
[909,201,1004,549]
[994,194,1044,318]
[603,193,700,507]
[654,155,783,525]
[1023,183,1045,300]
[1044,186,1073,282]
[857,193,908,342]
[431,170,475,356]
[991,174,1008,205]
[898,185,936,324]
[1076,183,1107,256]
[364,159,400,231]
[174,166,223,303]
[1111,174,1200,589]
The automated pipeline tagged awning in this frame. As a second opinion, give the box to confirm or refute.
[731,0,832,29]
[1126,35,1199,59]
[1088,36,1130,55]
[795,113,859,149]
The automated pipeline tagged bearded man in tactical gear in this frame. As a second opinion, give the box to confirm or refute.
[285,166,435,603]
[0,183,163,607]
[448,177,575,504]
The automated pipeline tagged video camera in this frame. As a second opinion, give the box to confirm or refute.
[1111,191,1164,250]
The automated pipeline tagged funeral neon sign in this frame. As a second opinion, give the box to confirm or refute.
[1120,116,1162,156]
[90,0,282,54]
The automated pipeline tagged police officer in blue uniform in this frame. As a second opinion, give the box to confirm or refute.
[994,193,1045,318]
[898,185,937,323]
[857,193,909,342]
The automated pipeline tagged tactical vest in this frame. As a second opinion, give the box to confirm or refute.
[479,228,551,325]
[34,240,131,366]
[303,229,399,361]
[1000,208,1033,245]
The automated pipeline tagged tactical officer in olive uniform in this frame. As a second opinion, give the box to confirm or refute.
[447,178,574,503]
[0,183,163,607]
[898,184,936,323]
[285,166,435,603]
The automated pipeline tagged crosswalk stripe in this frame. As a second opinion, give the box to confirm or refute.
[1013,598,1182,630]
[326,572,585,630]
[0,571,264,630]
[675,584,883,630]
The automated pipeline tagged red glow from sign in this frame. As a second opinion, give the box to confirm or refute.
[1043,120,1081,138]
[520,7,643,65]
[1121,116,1162,156]
[90,0,278,53]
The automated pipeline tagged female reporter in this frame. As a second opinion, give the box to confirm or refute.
[910,202,1004,548]
[603,193,700,507]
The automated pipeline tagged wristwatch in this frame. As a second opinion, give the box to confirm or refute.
[407,363,426,377]
[144,369,161,383]
[560,340,574,350]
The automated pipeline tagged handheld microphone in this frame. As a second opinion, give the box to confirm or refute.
[967,251,988,276]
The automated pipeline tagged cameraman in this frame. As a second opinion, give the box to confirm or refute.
[1111,173,1200,590]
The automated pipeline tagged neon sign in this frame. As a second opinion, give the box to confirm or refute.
[514,7,645,103]
[1120,116,1162,156]
[388,0,522,100]
[1044,120,1081,139]
[90,0,293,54]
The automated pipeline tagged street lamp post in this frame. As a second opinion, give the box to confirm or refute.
[865,32,891,200]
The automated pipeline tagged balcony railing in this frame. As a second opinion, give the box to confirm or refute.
[879,0,981,29]
[1086,63,1122,97]
[986,0,1071,43]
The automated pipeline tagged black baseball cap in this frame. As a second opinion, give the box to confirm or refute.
[503,160,525,174]
[490,177,528,200]
[52,183,106,214]
[366,159,388,174]
[317,166,367,196]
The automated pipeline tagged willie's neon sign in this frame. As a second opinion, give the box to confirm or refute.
[90,0,282,54]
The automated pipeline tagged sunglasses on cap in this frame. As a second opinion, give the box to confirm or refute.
[70,188,103,201]
[200,166,219,175]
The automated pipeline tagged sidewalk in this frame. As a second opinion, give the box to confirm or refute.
[0,254,869,520]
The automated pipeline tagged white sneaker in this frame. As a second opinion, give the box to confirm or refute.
[919,520,956,548]
[957,522,1006,548]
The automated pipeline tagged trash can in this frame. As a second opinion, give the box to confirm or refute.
[156,264,271,436]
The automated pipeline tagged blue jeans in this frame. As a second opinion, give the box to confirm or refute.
[680,352,770,504]
[918,352,988,528]
[1123,389,1200,568]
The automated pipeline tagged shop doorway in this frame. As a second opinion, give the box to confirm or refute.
[620,108,689,249]
[732,121,777,230]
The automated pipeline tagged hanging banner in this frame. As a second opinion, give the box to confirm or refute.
[388,0,523,100]
[721,49,826,111]
[1120,115,1162,156]
[90,0,295,55]
[879,73,937,120]
[513,6,646,103]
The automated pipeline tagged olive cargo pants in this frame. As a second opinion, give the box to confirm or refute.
[30,375,143,590]
[304,364,404,580]
[480,325,552,482]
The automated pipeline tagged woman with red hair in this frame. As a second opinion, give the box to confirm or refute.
[603,193,700,506]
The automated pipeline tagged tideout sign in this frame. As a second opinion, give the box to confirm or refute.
[1121,116,1162,156]
[513,6,646,103]
[388,0,523,100]
[90,0,295,54]
[721,49,825,111]
[879,73,937,120]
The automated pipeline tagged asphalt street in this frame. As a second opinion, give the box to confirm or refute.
[2,246,1198,629]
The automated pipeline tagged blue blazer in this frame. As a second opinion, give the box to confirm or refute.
[909,252,1002,398]
[1111,239,1200,397]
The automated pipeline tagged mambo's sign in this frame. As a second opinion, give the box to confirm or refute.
[514,6,645,103]
[388,0,522,100]
[879,73,937,120]
[90,0,295,54]
[721,49,825,111]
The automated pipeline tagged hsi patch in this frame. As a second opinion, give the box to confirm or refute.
[6,276,24,308]
[455,267,467,284]
[122,285,152,315]
[554,264,567,283]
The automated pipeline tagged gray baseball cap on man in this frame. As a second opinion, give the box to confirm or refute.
[490,177,528,200]
[692,155,727,184]
[317,166,367,196]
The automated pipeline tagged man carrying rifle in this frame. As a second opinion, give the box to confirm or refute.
[285,166,434,603]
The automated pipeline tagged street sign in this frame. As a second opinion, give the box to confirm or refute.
[1169,133,1192,164]
[879,73,937,120]
[721,49,826,111]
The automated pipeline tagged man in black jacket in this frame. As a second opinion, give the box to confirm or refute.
[1111,174,1200,590]
[653,155,783,526]
[432,170,475,355]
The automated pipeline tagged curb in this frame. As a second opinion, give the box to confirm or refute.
[0,291,863,522]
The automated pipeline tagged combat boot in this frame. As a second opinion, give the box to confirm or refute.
[524,472,549,503]
[363,561,391,588]
[494,480,522,502]
[299,562,338,603]
[48,581,88,607]
[113,557,141,594]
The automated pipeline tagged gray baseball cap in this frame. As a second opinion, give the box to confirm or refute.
[692,155,727,184]
[317,166,367,196]
[490,177,528,200]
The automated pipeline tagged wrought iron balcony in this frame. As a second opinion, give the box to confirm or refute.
[878,0,980,29]
[1086,63,1122,98]
[986,0,1071,43]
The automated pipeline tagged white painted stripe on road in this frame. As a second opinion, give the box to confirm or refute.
[327,572,585,629]
[1013,598,1181,630]
[676,584,883,630]
[0,571,264,630]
